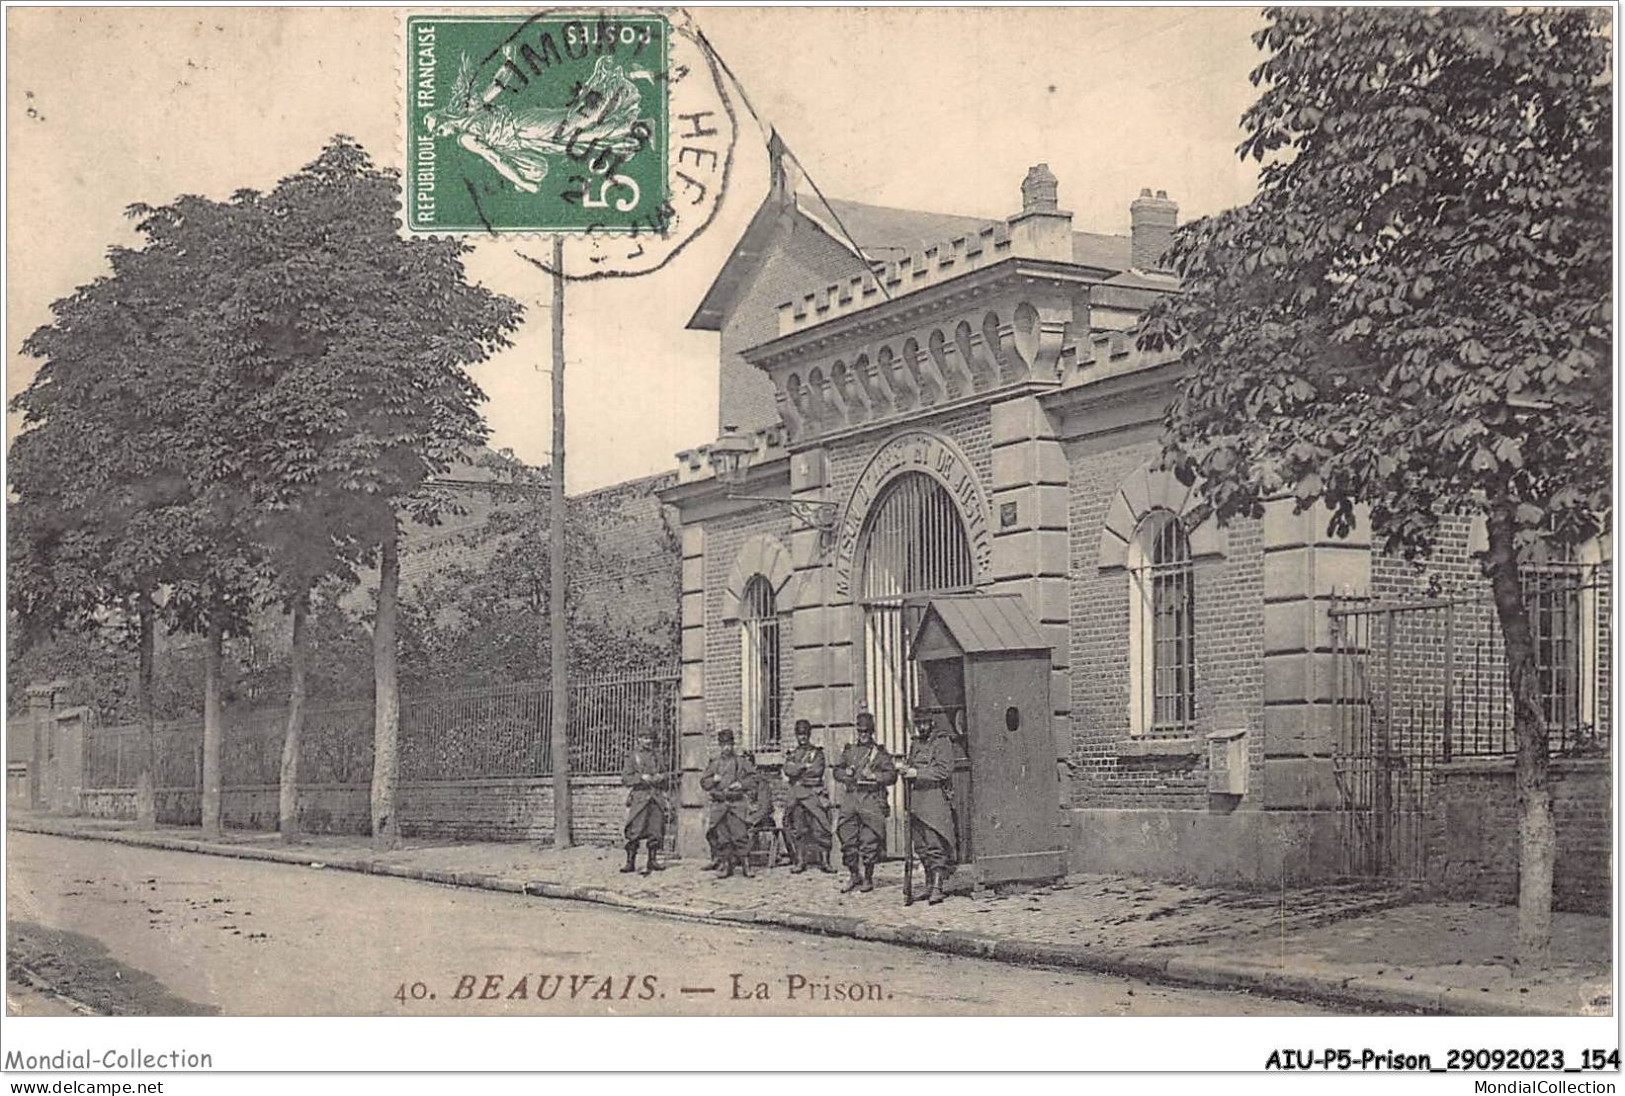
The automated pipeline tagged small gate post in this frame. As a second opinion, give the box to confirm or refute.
[1442,602,1455,763]
[1375,608,1395,870]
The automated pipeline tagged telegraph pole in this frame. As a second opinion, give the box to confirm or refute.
[550,235,572,848]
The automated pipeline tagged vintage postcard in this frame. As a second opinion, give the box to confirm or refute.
[4,4,1616,1081]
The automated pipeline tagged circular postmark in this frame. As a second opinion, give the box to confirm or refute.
[403,7,737,279]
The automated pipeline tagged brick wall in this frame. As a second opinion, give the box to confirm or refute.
[1363,518,1612,761]
[700,509,797,744]
[1063,434,1267,811]
[1426,757,1611,913]
[825,404,994,506]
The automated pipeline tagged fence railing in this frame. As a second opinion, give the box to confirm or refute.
[1326,570,1608,880]
[81,667,680,790]
[1328,569,1610,764]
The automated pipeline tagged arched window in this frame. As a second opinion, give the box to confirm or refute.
[859,471,975,752]
[1128,509,1196,735]
[740,576,783,750]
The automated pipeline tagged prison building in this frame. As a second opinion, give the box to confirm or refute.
[662,163,1612,906]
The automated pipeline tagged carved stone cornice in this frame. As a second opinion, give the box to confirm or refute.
[743,259,1097,445]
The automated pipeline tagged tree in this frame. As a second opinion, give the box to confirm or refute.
[397,451,678,695]
[209,138,523,846]
[11,203,241,828]
[1138,8,1611,969]
[116,192,275,840]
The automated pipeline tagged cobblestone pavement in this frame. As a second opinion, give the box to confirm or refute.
[11,817,1612,1016]
[358,840,1402,951]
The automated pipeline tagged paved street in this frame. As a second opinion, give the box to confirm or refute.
[7,831,1329,1016]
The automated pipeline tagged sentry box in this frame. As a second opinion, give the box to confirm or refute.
[909,593,1066,888]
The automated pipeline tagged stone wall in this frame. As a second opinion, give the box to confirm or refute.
[77,776,631,846]
[1426,757,1611,913]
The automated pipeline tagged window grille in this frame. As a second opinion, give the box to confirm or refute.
[858,472,975,756]
[740,575,783,750]
[1522,545,1596,741]
[1129,509,1196,734]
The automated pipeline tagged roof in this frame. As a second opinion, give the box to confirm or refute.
[821,197,1131,272]
[912,593,1050,657]
[689,191,1135,332]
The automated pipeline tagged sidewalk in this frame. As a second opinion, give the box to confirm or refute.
[10,814,1611,1017]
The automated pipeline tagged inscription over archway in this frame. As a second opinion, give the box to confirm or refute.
[832,431,993,598]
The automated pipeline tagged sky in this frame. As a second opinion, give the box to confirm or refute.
[6,7,1267,493]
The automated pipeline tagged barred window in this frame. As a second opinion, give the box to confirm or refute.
[1128,509,1196,735]
[1522,543,1598,744]
[740,576,783,751]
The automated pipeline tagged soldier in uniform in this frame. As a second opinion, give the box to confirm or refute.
[781,719,834,873]
[901,707,959,904]
[743,748,777,867]
[699,729,758,878]
[833,711,897,893]
[619,728,671,876]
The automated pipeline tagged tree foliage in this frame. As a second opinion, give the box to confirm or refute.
[399,452,678,693]
[1138,7,1611,969]
[11,136,523,840]
[1141,7,1610,554]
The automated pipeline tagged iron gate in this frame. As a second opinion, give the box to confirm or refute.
[1328,600,1439,881]
[1329,571,1607,880]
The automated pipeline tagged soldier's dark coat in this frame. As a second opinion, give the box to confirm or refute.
[833,740,896,867]
[781,742,832,853]
[699,752,758,858]
[620,746,670,844]
[905,733,958,871]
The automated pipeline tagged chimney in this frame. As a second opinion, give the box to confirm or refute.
[1008,164,1072,262]
[1130,188,1178,272]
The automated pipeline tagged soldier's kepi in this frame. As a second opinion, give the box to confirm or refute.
[902,707,959,904]
[781,719,835,874]
[698,728,758,879]
[619,727,670,875]
[834,711,897,893]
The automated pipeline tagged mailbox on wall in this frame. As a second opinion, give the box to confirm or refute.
[1207,727,1248,796]
[909,593,1065,887]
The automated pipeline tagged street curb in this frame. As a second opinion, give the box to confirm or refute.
[10,820,1568,1017]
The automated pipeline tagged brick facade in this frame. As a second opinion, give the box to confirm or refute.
[664,167,1612,899]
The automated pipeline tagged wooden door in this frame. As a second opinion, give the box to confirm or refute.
[965,654,1064,884]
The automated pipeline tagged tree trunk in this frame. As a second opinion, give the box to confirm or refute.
[200,613,225,839]
[370,520,401,849]
[1485,502,1554,972]
[279,583,310,842]
[135,597,158,830]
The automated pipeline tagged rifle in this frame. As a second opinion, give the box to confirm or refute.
[902,773,915,906]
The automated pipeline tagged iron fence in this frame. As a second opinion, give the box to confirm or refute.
[81,667,679,790]
[1328,567,1609,880]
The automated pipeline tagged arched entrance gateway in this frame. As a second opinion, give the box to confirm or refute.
[856,470,977,847]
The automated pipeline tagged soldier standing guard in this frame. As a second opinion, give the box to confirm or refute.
[901,707,959,904]
[619,728,671,876]
[833,711,897,893]
[699,729,758,878]
[781,719,834,873]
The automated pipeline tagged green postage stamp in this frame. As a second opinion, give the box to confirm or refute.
[405,12,671,235]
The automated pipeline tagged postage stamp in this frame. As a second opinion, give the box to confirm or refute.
[405,12,671,235]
